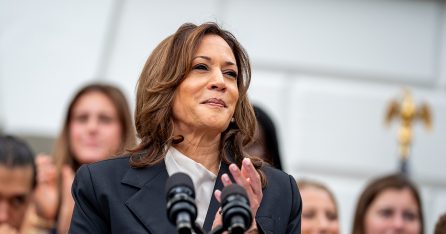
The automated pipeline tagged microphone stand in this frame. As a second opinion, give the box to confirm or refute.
[192,222,206,234]
[208,225,224,234]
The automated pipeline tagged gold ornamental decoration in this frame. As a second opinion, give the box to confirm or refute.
[385,88,432,164]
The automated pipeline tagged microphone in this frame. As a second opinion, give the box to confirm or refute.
[220,184,253,234]
[165,172,198,234]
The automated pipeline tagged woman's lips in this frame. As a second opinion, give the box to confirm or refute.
[201,98,227,107]
[84,141,100,147]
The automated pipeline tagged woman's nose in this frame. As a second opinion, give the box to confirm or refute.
[392,215,405,230]
[208,70,226,91]
[317,215,330,231]
[86,118,99,132]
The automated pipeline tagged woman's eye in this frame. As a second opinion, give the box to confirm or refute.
[378,208,394,218]
[193,64,208,70]
[326,211,338,221]
[302,210,316,219]
[99,115,113,124]
[403,211,418,221]
[225,71,238,79]
[73,114,88,123]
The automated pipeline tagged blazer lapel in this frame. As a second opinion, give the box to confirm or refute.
[121,159,246,233]
[202,161,230,232]
[122,161,176,234]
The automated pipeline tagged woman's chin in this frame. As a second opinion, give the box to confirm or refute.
[75,151,109,164]
[203,122,230,133]
[207,117,232,128]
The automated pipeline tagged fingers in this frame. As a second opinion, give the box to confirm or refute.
[36,154,57,185]
[227,158,263,219]
[221,173,232,186]
[229,164,248,188]
[216,159,262,230]
[241,158,262,196]
[214,190,222,203]
[214,173,232,203]
[212,190,223,229]
[229,158,261,196]
[33,154,59,220]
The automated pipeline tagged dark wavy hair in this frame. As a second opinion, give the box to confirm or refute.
[131,22,266,185]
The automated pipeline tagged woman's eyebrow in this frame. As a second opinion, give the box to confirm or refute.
[193,55,236,66]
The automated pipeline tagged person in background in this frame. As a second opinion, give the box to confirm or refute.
[69,22,301,233]
[0,135,36,234]
[24,83,136,234]
[297,179,340,234]
[434,213,446,234]
[352,174,424,234]
[245,105,283,170]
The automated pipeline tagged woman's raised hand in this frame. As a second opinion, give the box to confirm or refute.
[212,158,262,232]
[33,154,58,220]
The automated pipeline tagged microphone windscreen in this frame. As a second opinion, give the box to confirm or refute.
[165,172,195,197]
[221,184,248,202]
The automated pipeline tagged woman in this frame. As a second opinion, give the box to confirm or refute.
[69,22,302,233]
[26,83,136,234]
[297,179,340,234]
[352,174,424,234]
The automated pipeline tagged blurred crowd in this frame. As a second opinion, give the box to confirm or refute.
[1,83,444,234]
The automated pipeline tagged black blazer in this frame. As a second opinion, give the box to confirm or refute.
[69,156,301,234]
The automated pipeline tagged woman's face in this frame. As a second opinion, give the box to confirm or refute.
[172,34,239,135]
[69,91,122,164]
[301,186,339,234]
[364,188,421,234]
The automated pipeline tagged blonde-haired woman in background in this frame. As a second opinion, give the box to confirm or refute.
[24,83,136,233]
[297,179,340,234]
[352,174,423,234]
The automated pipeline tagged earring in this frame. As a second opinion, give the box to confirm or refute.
[231,117,235,123]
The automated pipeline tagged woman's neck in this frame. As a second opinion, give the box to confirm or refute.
[173,133,221,175]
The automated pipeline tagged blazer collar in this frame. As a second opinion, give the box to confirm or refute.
[121,159,233,233]
[122,161,176,233]
[121,159,165,189]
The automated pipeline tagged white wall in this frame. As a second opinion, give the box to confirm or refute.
[1,0,445,233]
[0,0,116,135]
